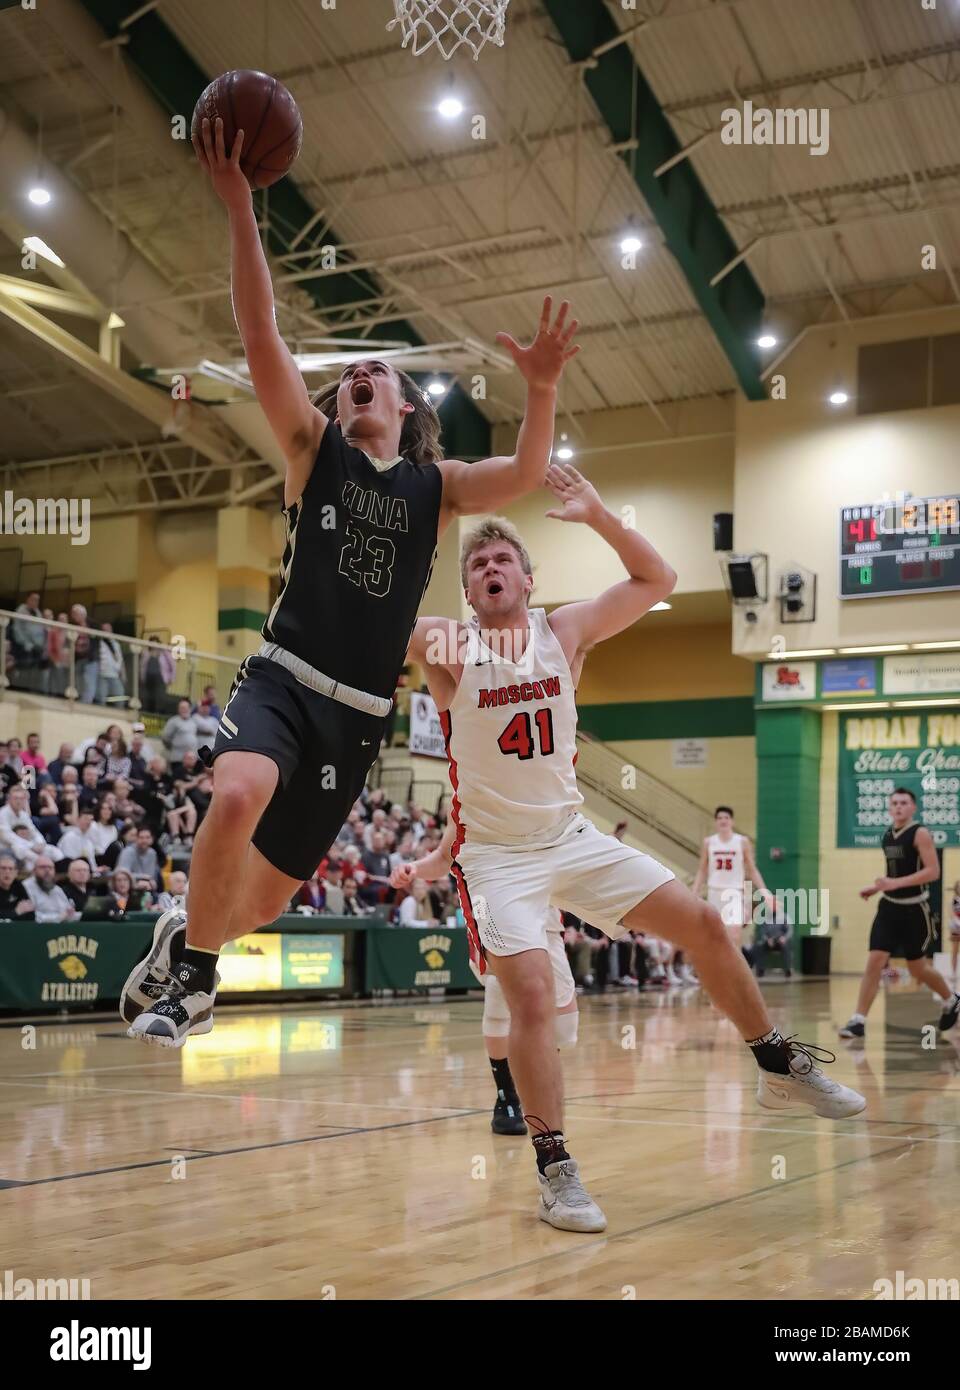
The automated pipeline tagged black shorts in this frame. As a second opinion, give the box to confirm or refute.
[210,656,386,880]
[868,896,934,960]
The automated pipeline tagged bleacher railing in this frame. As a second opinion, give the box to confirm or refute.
[0,608,239,721]
[574,730,714,860]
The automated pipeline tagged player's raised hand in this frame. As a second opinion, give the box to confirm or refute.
[496,297,580,390]
[194,116,252,209]
[545,461,603,524]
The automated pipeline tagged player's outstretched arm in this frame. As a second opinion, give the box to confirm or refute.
[195,117,325,505]
[546,463,677,654]
[438,297,580,518]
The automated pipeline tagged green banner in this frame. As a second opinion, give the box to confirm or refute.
[837,710,960,848]
[365,926,473,991]
[0,922,155,1010]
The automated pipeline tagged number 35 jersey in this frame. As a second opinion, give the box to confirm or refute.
[263,419,442,700]
[440,609,583,847]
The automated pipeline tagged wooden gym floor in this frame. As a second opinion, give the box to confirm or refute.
[1,978,957,1301]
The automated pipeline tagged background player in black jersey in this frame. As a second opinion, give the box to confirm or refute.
[123,117,581,1046]
[839,788,960,1040]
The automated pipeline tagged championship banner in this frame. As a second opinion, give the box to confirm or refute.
[409,691,446,758]
[364,925,474,991]
[836,710,960,848]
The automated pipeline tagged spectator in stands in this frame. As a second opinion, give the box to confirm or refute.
[77,763,104,814]
[0,786,62,871]
[111,778,143,832]
[70,604,99,704]
[162,698,208,762]
[105,734,132,783]
[97,622,127,706]
[135,877,157,911]
[340,876,372,918]
[751,905,793,978]
[45,610,69,696]
[295,872,325,914]
[25,855,73,923]
[11,591,45,687]
[90,799,120,869]
[321,863,345,915]
[116,826,162,891]
[57,767,80,825]
[34,783,63,843]
[0,743,20,798]
[135,756,173,837]
[102,867,136,920]
[157,870,188,914]
[362,808,389,851]
[62,859,92,917]
[187,770,213,826]
[128,728,149,786]
[57,809,99,873]
[47,743,75,787]
[397,877,440,929]
[165,776,198,844]
[359,830,393,906]
[562,913,594,987]
[22,732,47,778]
[170,747,201,783]
[141,637,176,715]
[194,684,222,722]
[0,851,34,920]
[5,737,24,777]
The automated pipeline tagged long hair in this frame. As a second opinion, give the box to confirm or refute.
[312,367,443,467]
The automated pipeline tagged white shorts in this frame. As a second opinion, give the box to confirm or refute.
[950,915,960,941]
[708,885,746,928]
[482,930,574,1036]
[454,812,674,965]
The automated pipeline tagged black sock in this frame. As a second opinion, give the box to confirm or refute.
[529,1123,571,1174]
[169,931,185,966]
[748,1027,791,1075]
[178,947,218,994]
[489,1056,520,1105]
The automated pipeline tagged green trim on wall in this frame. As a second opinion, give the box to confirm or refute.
[755,707,822,952]
[218,608,267,633]
[579,697,755,741]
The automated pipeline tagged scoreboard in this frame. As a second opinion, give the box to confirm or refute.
[839,494,960,599]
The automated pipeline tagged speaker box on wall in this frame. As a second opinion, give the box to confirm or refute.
[713,513,734,551]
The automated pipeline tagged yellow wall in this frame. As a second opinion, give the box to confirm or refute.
[4,515,139,590]
[577,621,752,704]
[611,736,756,837]
[733,308,960,657]
[492,398,733,605]
[135,513,218,654]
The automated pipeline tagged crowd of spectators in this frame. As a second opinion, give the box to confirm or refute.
[0,725,463,930]
[5,599,217,718]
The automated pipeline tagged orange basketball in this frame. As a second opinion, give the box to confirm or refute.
[191,70,303,190]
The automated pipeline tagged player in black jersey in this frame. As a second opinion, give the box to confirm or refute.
[839,788,960,1039]
[123,116,581,1046]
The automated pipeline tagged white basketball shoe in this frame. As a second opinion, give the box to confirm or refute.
[119,909,187,1024]
[127,960,218,1048]
[537,1159,607,1233]
[756,1039,866,1119]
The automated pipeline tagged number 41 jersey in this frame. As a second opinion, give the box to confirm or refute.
[263,419,442,701]
[440,609,583,847]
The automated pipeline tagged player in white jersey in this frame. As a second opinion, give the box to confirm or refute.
[406,463,865,1234]
[692,806,772,949]
[949,879,960,982]
[391,818,578,1136]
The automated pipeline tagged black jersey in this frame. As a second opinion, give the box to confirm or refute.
[264,420,443,700]
[881,821,925,900]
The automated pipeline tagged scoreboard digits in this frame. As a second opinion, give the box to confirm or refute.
[839,494,960,598]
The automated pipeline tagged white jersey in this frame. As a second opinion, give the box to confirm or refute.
[707,833,747,890]
[441,608,582,847]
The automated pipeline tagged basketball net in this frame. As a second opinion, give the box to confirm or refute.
[388,0,510,61]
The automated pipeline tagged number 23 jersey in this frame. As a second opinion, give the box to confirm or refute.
[439,608,583,847]
[263,419,442,700]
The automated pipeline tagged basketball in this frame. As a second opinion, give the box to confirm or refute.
[191,69,302,189]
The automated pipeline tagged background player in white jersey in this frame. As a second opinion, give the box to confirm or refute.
[406,463,865,1233]
[692,806,772,950]
[391,819,578,1135]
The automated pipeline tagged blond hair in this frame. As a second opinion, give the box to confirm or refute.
[459,516,533,590]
